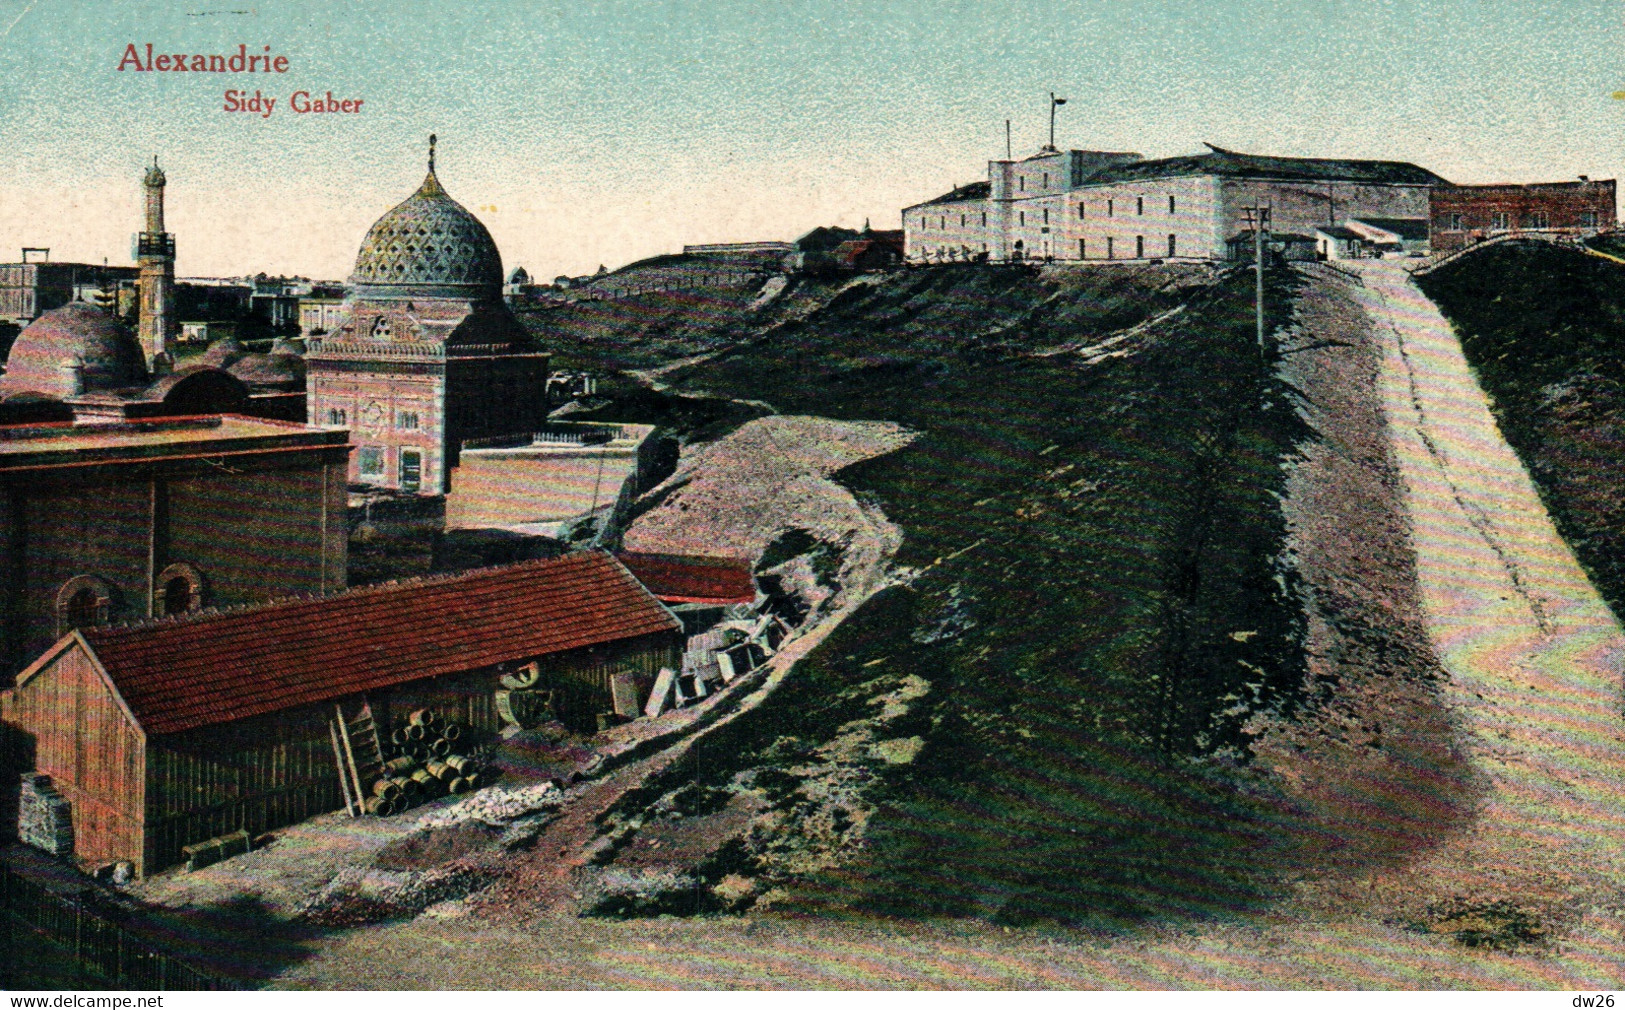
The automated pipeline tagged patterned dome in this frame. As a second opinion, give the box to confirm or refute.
[350,143,502,300]
[0,302,148,398]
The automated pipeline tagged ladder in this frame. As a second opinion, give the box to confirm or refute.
[330,699,386,817]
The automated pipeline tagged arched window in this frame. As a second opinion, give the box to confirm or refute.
[66,589,99,628]
[161,577,191,616]
[155,563,204,616]
[55,576,113,635]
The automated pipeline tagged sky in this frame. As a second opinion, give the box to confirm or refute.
[0,0,1621,281]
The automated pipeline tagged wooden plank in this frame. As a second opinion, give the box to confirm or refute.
[328,720,356,818]
[643,666,676,718]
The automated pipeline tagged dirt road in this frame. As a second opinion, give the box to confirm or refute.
[1352,260,1625,916]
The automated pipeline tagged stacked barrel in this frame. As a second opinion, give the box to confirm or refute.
[365,709,487,816]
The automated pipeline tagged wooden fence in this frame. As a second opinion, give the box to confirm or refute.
[0,859,236,990]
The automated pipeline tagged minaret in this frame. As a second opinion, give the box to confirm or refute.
[137,157,176,367]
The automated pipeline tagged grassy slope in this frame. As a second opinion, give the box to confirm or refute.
[1417,243,1625,618]
[586,263,1317,927]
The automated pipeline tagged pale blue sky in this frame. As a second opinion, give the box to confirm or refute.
[0,0,1620,279]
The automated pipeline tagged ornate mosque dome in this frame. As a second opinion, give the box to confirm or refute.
[349,136,503,301]
[0,302,148,399]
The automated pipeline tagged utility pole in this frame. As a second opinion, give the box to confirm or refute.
[1241,204,1270,360]
[1006,119,1012,160]
[1048,92,1067,151]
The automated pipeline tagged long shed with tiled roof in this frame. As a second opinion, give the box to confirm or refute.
[0,550,681,875]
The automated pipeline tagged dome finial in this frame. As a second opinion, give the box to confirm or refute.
[428,134,437,175]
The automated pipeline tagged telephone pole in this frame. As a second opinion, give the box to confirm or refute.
[1047,92,1067,151]
[1241,204,1271,361]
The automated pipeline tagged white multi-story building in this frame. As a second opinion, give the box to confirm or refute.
[903,143,1447,264]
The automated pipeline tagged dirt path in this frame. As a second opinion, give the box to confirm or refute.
[1351,260,1625,919]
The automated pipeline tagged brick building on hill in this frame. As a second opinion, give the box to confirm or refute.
[1428,178,1617,253]
[0,414,349,682]
[1,550,681,875]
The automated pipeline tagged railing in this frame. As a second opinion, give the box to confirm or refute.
[1410,229,1589,276]
[1296,259,1365,287]
[135,233,175,259]
[1,858,237,990]
[461,423,632,452]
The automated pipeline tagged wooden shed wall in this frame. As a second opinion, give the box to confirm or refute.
[536,631,682,729]
[0,643,145,872]
[141,665,508,874]
[144,705,342,874]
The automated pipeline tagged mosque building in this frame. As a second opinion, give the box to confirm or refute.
[0,160,307,425]
[306,137,551,495]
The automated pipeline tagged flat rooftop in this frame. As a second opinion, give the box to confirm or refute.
[0,414,349,471]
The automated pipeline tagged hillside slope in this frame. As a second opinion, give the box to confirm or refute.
[555,262,1331,926]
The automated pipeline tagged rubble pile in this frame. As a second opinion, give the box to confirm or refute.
[414,780,563,831]
[17,772,73,857]
[295,864,495,927]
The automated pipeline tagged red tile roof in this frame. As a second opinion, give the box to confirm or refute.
[615,551,757,606]
[75,550,679,737]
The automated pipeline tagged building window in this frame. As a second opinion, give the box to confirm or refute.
[1020,211,1025,226]
[1020,177,1025,192]
[1107,237,1114,259]
[981,212,987,227]
[1445,213,1465,231]
[1078,203,1086,219]
[1582,210,1599,228]
[961,214,967,227]
[66,589,100,629]
[155,562,204,617]
[1136,235,1145,258]
[1079,238,1086,258]
[370,317,392,339]
[1526,211,1550,229]
[1108,199,1114,217]
[1169,195,1176,214]
[1042,208,1049,225]
[1491,211,1511,230]
[1137,197,1144,216]
[56,575,111,634]
[1043,173,1049,189]
[1168,234,1177,257]
[397,411,420,430]
[327,407,347,425]
[358,446,385,477]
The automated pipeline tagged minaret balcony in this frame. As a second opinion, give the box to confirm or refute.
[135,233,175,258]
